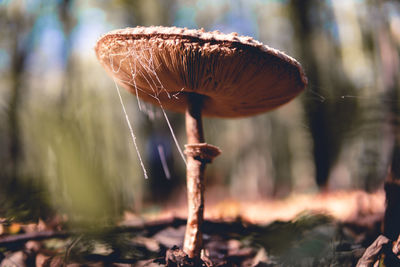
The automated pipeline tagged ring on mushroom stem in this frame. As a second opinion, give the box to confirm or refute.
[95,26,307,261]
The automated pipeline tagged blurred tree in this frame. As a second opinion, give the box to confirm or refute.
[372,0,400,240]
[349,1,390,191]
[0,2,54,220]
[6,5,28,183]
[113,0,176,26]
[289,0,358,190]
[58,0,76,104]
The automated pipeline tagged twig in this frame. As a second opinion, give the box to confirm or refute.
[0,217,186,247]
[0,230,69,246]
[0,217,255,248]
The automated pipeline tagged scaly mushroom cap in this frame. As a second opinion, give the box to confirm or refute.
[95,26,307,118]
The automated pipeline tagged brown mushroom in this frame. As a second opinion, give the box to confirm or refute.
[95,26,307,260]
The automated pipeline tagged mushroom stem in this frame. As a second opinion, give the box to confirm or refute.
[183,94,206,259]
[186,94,205,144]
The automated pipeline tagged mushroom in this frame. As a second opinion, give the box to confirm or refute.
[95,26,307,260]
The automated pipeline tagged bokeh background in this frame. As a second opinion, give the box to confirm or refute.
[1,0,399,226]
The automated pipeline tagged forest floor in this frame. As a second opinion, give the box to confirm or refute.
[0,190,392,266]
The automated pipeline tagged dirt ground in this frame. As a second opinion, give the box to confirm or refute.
[0,191,392,266]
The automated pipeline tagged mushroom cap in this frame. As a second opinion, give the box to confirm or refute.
[95,26,307,118]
